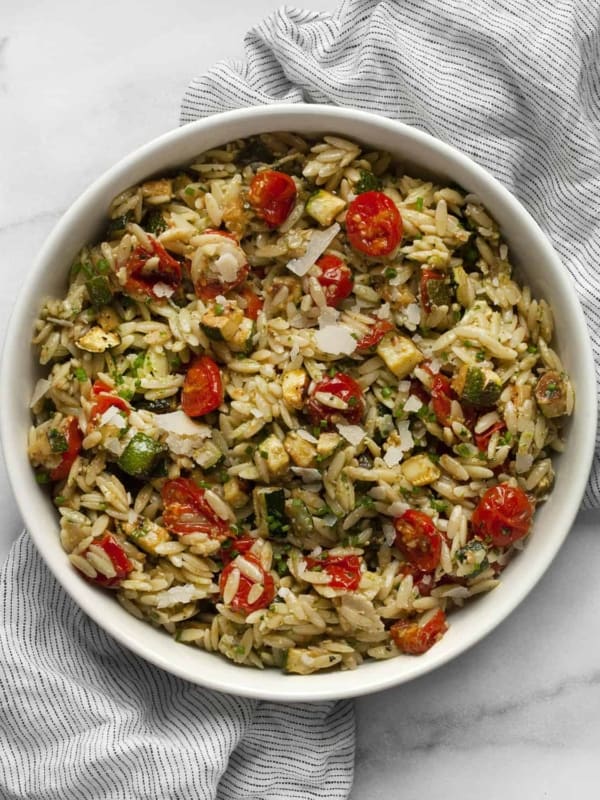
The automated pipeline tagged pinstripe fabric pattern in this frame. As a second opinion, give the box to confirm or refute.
[0,534,354,799]
[182,0,600,508]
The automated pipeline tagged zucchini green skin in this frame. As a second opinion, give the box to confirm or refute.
[459,367,502,407]
[118,433,167,478]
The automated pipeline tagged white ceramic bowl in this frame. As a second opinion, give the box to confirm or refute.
[2,105,595,701]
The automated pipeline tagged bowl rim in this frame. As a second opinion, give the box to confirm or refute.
[1,103,596,700]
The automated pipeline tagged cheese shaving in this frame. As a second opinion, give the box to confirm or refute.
[153,282,175,298]
[286,223,340,277]
[153,411,212,438]
[336,424,366,446]
[314,325,357,356]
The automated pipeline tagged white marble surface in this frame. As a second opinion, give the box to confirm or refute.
[1,2,599,797]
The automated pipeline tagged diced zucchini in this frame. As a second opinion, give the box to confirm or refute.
[223,477,250,509]
[86,275,113,309]
[76,326,120,353]
[453,365,502,408]
[534,371,569,418]
[259,434,290,477]
[118,433,167,477]
[141,178,173,203]
[135,396,179,414]
[423,275,453,307]
[281,369,308,410]
[283,432,317,467]
[122,519,171,555]
[96,306,120,332]
[305,190,346,227]
[284,647,342,675]
[194,441,224,469]
[317,432,342,458]
[143,208,168,235]
[401,454,441,486]
[200,304,244,341]
[228,317,255,354]
[106,211,134,239]
[376,332,424,378]
[253,487,287,538]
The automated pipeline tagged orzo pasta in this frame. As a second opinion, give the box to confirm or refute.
[28,132,573,673]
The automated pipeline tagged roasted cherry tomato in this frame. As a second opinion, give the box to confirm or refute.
[161,478,230,539]
[409,377,431,405]
[219,534,257,566]
[248,170,297,228]
[181,355,223,418]
[397,563,434,597]
[356,319,394,351]
[345,191,402,257]
[124,238,181,300]
[306,372,365,426]
[420,269,445,314]
[88,380,130,427]
[192,230,250,301]
[219,553,275,614]
[471,483,533,547]
[238,285,263,320]
[315,255,353,307]
[49,416,83,481]
[390,609,448,655]
[394,509,442,572]
[475,421,506,452]
[305,554,362,591]
[431,373,454,427]
[80,533,132,589]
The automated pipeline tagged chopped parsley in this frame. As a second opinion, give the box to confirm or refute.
[415,196,424,212]
[355,170,382,194]
[48,428,68,454]
[73,367,88,382]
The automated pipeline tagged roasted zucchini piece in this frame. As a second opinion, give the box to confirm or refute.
[535,371,569,418]
[453,365,502,408]
[305,190,346,226]
[253,487,287,538]
[376,332,424,378]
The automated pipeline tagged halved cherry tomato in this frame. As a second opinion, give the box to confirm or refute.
[306,372,365,426]
[124,238,181,299]
[248,170,297,228]
[49,416,83,481]
[219,553,275,614]
[431,373,454,427]
[239,286,263,320]
[315,255,353,307]
[394,509,442,572]
[420,269,445,314]
[161,478,231,539]
[390,609,448,655]
[346,191,402,257]
[409,378,431,405]
[356,319,394,351]
[471,483,533,547]
[475,421,506,452]
[305,554,362,591]
[80,533,132,589]
[88,380,130,427]
[193,230,250,301]
[219,534,257,566]
[181,355,223,418]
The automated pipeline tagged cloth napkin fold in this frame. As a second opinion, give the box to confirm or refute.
[182,0,600,508]
[3,0,600,797]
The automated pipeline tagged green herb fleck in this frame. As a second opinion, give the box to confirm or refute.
[48,428,68,454]
[35,471,50,485]
[415,197,424,212]
[73,367,88,382]
[355,170,382,194]
[214,303,224,316]
[184,186,196,196]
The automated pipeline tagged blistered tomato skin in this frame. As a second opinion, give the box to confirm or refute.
[124,239,182,299]
[306,372,366,426]
[315,255,353,307]
[393,509,442,572]
[219,554,275,614]
[248,170,297,228]
[49,417,83,481]
[345,191,402,257]
[356,320,393,351]
[181,355,223,418]
[390,609,448,655]
[305,554,362,591]
[161,478,231,539]
[471,483,533,547]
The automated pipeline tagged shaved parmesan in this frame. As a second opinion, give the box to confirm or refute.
[154,411,212,438]
[291,467,323,483]
[314,325,357,356]
[376,303,391,320]
[213,251,241,282]
[336,424,366,446]
[317,306,340,328]
[153,282,175,299]
[286,224,340,277]
[398,420,414,451]
[30,379,50,407]
[383,446,404,467]
[297,429,319,444]
[100,405,127,428]
[403,395,423,413]
[515,453,533,474]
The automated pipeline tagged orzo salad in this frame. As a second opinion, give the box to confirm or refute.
[28,132,573,673]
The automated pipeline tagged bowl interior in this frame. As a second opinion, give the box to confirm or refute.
[2,105,595,700]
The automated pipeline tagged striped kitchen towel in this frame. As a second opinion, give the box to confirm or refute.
[182,0,600,508]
